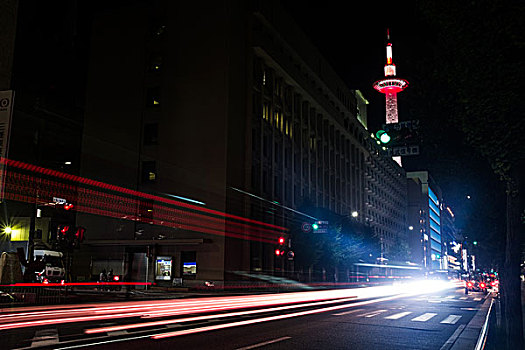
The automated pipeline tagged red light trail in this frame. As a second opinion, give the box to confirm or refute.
[0,157,287,243]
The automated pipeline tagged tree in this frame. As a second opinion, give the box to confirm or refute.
[291,205,379,282]
[416,1,525,347]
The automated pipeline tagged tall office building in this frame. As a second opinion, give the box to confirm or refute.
[406,171,444,271]
[13,0,409,285]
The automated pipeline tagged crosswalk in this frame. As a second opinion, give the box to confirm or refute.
[333,309,465,325]
[414,293,486,303]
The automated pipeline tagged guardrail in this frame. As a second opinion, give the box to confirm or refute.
[0,282,153,306]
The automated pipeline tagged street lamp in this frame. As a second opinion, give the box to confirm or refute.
[4,226,12,234]
[351,211,359,218]
[408,226,414,231]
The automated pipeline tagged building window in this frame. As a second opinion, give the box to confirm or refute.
[143,123,158,145]
[151,23,167,37]
[148,54,163,72]
[181,251,197,279]
[146,87,161,107]
[142,161,157,182]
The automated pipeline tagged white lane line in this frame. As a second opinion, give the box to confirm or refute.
[151,294,414,341]
[411,313,437,322]
[357,309,388,318]
[332,308,364,316]
[439,324,466,350]
[30,328,59,348]
[440,315,462,325]
[385,311,412,320]
[107,330,128,336]
[235,336,292,350]
[473,297,482,301]
[445,296,456,299]
[459,296,468,300]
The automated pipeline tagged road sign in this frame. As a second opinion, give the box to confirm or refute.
[313,220,329,233]
[385,145,420,157]
[382,120,419,131]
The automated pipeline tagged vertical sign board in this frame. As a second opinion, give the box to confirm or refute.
[0,90,14,202]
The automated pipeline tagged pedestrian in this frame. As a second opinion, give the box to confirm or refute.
[107,269,114,291]
[99,269,107,290]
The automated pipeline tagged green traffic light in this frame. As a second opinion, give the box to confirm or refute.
[380,133,391,144]
[473,241,478,245]
[312,223,319,230]
[375,130,391,144]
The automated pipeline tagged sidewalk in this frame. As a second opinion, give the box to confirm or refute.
[449,294,494,350]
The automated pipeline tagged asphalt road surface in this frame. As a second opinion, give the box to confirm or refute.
[2,286,488,350]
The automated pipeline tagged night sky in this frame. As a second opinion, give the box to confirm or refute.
[281,0,506,249]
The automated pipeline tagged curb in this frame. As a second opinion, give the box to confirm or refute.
[449,295,493,350]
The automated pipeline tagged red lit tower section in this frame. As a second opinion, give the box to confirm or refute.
[373,31,408,125]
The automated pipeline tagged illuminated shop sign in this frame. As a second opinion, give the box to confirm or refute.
[155,256,173,280]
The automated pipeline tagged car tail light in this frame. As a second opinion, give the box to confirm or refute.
[467,282,473,288]
[480,282,486,288]
[113,275,120,282]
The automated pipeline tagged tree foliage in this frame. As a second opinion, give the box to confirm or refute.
[415,1,525,347]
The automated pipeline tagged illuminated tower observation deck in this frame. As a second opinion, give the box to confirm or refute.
[373,31,408,124]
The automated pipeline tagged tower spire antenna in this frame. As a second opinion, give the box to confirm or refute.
[373,30,409,166]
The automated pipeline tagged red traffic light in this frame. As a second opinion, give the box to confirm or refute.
[275,249,281,256]
[75,227,86,242]
[278,237,285,245]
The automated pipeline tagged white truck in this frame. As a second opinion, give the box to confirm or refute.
[33,250,66,283]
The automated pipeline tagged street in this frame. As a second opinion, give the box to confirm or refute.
[1,283,491,349]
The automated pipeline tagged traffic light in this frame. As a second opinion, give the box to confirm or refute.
[56,224,86,248]
[57,224,71,241]
[375,127,416,147]
[75,226,86,243]
[56,202,74,211]
[375,130,391,144]
[275,236,286,256]
[311,221,329,233]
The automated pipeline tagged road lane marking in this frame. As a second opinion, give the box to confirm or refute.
[107,330,128,336]
[473,297,482,301]
[445,296,455,299]
[236,336,292,350]
[440,315,462,324]
[385,311,412,320]
[411,313,437,322]
[439,324,466,350]
[30,328,59,348]
[332,308,364,316]
[151,294,415,340]
[459,296,468,300]
[357,309,388,318]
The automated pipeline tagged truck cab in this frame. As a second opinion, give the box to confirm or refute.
[33,250,65,283]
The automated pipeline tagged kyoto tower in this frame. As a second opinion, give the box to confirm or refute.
[373,30,408,164]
